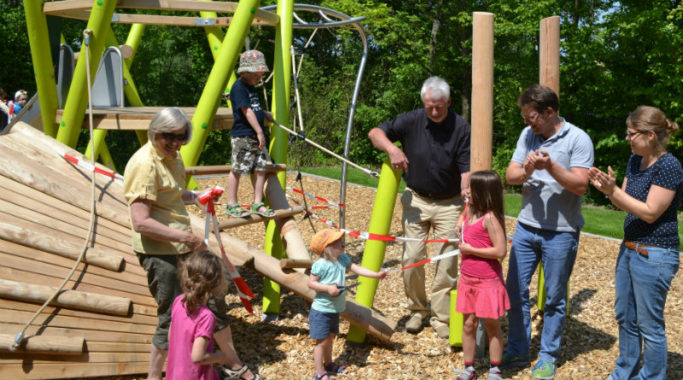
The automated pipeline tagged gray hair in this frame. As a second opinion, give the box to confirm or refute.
[420,76,450,101]
[147,107,192,144]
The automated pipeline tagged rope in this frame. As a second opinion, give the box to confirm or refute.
[12,29,99,351]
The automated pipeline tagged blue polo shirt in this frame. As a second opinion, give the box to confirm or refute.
[511,119,594,232]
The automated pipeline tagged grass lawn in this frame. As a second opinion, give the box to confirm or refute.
[298,166,683,251]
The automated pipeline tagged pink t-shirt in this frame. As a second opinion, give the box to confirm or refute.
[167,295,218,380]
[460,211,503,279]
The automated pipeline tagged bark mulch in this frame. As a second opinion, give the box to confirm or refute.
[128,173,683,380]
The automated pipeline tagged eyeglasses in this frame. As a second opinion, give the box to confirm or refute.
[520,111,539,122]
[161,132,188,142]
[625,131,643,139]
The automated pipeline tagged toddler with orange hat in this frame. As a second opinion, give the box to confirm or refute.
[307,229,387,380]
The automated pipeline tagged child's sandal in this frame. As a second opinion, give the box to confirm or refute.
[251,202,275,218]
[324,362,347,374]
[313,372,335,380]
[220,364,263,379]
[226,203,251,218]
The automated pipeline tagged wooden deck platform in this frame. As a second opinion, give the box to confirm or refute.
[55,106,233,131]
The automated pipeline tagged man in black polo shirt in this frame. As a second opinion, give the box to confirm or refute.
[368,76,470,338]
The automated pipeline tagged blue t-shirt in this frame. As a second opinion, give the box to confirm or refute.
[511,119,594,232]
[229,78,265,137]
[623,152,682,249]
[310,254,352,313]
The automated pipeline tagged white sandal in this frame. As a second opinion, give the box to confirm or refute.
[220,364,263,380]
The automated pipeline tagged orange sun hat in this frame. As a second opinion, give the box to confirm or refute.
[310,229,344,255]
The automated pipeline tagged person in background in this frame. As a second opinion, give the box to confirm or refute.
[0,88,9,130]
[503,84,594,379]
[307,229,387,380]
[226,49,275,218]
[368,76,470,339]
[9,89,27,118]
[167,251,227,380]
[589,106,681,380]
[124,107,262,380]
[453,170,509,380]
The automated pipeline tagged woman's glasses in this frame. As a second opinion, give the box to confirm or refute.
[161,132,188,142]
[624,131,643,139]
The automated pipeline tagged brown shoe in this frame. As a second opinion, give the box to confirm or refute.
[405,312,425,334]
[433,323,449,339]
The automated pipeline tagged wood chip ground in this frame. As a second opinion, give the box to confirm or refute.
[113,173,682,380]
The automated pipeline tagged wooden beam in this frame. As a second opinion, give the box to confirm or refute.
[219,206,306,230]
[280,258,313,269]
[185,163,287,176]
[0,334,84,355]
[0,279,132,316]
[55,107,234,131]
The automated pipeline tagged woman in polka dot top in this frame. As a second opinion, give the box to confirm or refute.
[588,105,681,380]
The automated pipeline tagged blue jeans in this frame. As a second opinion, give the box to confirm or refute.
[610,243,679,380]
[505,222,579,363]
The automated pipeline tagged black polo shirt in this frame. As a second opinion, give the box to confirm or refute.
[379,108,470,197]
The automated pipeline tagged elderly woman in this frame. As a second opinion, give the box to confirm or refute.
[588,106,681,380]
[124,107,262,380]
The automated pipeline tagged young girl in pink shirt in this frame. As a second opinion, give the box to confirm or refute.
[167,251,228,380]
[454,170,510,380]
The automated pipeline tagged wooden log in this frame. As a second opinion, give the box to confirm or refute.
[0,334,84,355]
[471,12,495,172]
[539,16,561,97]
[219,206,305,230]
[280,258,313,269]
[0,218,124,272]
[220,233,396,342]
[0,279,132,316]
[264,173,311,263]
[185,163,287,176]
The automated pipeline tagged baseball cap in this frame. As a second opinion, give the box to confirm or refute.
[310,229,344,255]
[237,50,269,73]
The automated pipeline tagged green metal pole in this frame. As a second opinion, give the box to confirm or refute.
[261,0,293,316]
[347,160,402,343]
[123,23,148,145]
[24,0,59,137]
[56,0,117,148]
[179,0,260,171]
[198,2,237,108]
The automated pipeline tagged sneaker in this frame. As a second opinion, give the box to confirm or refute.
[405,312,425,334]
[488,367,504,380]
[453,367,476,380]
[500,351,530,368]
[531,359,555,379]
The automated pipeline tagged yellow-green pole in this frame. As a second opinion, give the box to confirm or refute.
[347,160,401,343]
[57,0,117,148]
[449,289,464,346]
[199,0,237,107]
[123,23,148,145]
[180,0,260,185]
[24,0,59,137]
[99,143,116,171]
[261,0,293,316]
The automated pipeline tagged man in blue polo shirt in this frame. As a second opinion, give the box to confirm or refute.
[368,76,470,339]
[503,84,594,379]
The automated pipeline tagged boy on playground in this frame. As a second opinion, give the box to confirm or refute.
[307,229,387,380]
[226,49,275,218]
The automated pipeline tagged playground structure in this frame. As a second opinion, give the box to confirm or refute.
[0,0,568,378]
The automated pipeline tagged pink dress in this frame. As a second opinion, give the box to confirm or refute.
[166,295,219,380]
[455,211,510,319]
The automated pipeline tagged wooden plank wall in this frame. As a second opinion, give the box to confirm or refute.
[0,122,250,379]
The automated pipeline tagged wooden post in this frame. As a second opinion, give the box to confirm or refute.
[471,12,495,173]
[539,16,560,98]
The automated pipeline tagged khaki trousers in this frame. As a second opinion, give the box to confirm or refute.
[401,188,463,326]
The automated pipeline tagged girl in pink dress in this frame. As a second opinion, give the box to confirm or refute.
[454,170,510,380]
[167,251,228,380]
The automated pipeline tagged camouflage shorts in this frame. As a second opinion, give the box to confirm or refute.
[230,136,272,175]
